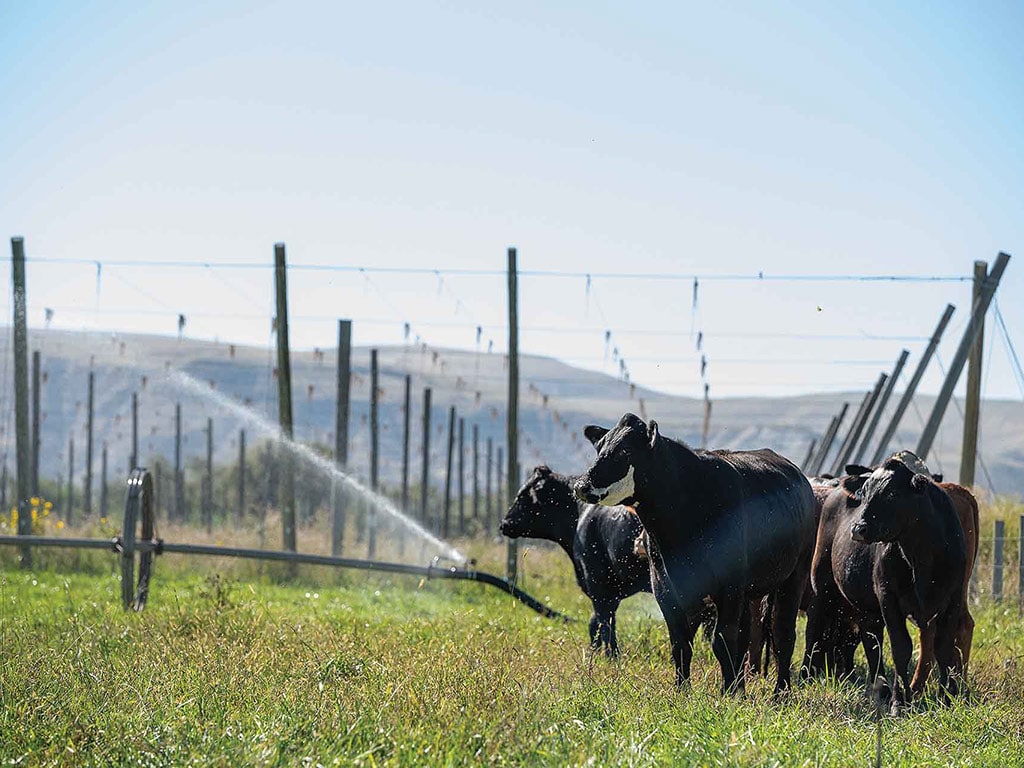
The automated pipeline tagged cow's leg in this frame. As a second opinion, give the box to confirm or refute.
[957,605,975,681]
[590,600,619,658]
[771,575,804,693]
[662,606,694,687]
[933,605,964,702]
[711,594,745,694]
[746,596,766,677]
[801,594,828,679]
[603,601,621,658]
[882,603,914,714]
[588,609,601,652]
[910,621,936,696]
[861,618,887,694]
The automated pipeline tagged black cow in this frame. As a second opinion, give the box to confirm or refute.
[574,413,816,694]
[808,459,967,713]
[499,465,651,657]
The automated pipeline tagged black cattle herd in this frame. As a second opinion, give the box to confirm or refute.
[500,412,978,715]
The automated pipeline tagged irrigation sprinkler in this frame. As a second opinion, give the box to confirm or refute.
[0,469,570,622]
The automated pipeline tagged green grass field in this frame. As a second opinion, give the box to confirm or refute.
[1,529,1023,767]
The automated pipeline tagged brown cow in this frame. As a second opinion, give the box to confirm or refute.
[911,481,978,693]
[809,460,967,712]
[844,463,979,693]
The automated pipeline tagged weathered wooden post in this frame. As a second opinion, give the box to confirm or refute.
[800,439,817,473]
[153,462,162,521]
[457,417,465,535]
[420,387,432,527]
[496,446,504,527]
[333,319,352,556]
[830,388,874,476]
[1018,515,1024,615]
[872,305,955,464]
[85,370,94,516]
[174,402,184,522]
[205,417,214,534]
[100,442,109,518]
[993,519,1005,602]
[368,348,379,557]
[130,391,139,471]
[274,242,297,560]
[11,238,32,565]
[443,405,456,538]
[834,374,887,474]
[399,373,411,555]
[917,253,1010,461]
[67,437,75,526]
[485,436,493,529]
[960,261,988,487]
[506,246,520,582]
[811,403,849,477]
[238,429,246,522]
[31,350,40,498]
[854,349,908,464]
[472,424,480,520]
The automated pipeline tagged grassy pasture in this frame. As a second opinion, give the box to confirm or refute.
[1,517,1024,767]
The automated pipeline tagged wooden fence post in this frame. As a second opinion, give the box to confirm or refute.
[273,242,297,560]
[960,261,988,487]
[85,370,95,516]
[472,424,479,520]
[399,374,411,556]
[11,238,31,565]
[1019,515,1024,615]
[443,405,456,538]
[31,350,40,498]
[420,387,432,527]
[457,417,465,535]
[238,429,246,522]
[100,442,109,518]
[496,446,504,528]
[485,436,493,529]
[174,402,183,522]
[993,519,1005,602]
[130,391,139,471]
[333,319,352,556]
[67,437,75,525]
[205,417,214,534]
[368,348,379,557]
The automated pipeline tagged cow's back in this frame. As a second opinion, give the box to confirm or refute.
[713,449,816,585]
[693,448,816,596]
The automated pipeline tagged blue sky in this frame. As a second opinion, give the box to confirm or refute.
[1,1,1022,399]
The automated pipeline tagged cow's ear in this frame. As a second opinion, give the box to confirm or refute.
[534,465,551,477]
[647,419,660,450]
[845,464,871,477]
[911,473,930,494]
[882,458,904,472]
[931,473,943,483]
[583,425,608,446]
[840,474,866,505]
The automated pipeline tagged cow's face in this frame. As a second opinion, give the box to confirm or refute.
[499,465,570,539]
[849,459,926,543]
[574,412,654,506]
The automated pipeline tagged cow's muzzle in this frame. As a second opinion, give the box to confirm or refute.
[850,520,870,543]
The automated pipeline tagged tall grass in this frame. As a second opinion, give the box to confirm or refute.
[0,498,1022,765]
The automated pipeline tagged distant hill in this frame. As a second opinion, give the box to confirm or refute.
[3,328,1022,499]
